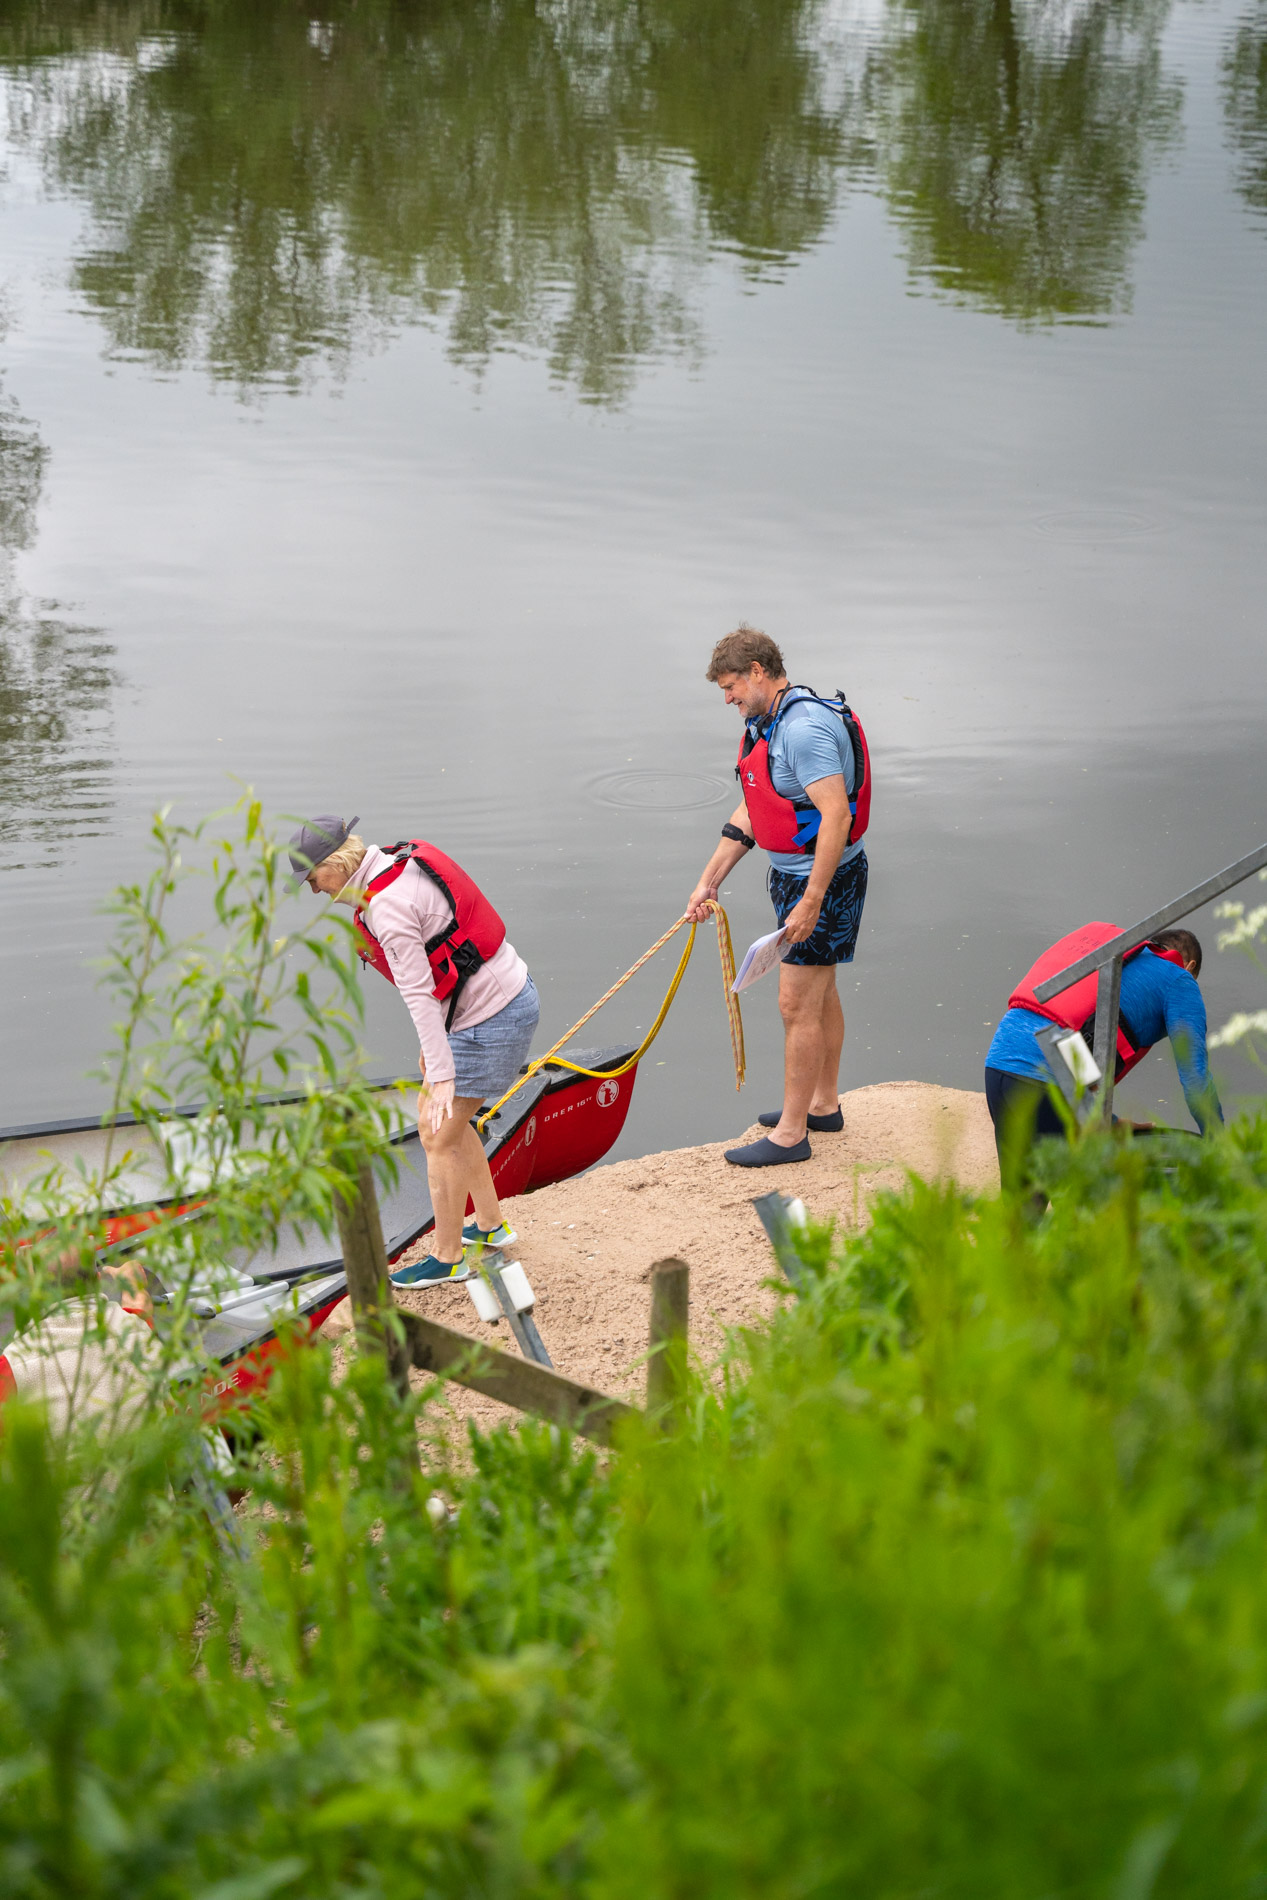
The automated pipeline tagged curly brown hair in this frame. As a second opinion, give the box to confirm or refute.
[705,624,786,682]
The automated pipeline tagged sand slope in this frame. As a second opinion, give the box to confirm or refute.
[329,1082,998,1435]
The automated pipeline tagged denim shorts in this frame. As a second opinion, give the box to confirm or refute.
[768,850,868,966]
[448,975,540,1101]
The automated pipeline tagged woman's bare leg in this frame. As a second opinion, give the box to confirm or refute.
[419,1094,503,1261]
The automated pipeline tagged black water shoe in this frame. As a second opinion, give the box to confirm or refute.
[757,1107,843,1133]
[723,1135,812,1167]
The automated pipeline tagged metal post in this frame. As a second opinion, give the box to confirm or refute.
[191,1442,249,1562]
[334,1160,410,1398]
[516,1309,554,1367]
[752,1190,809,1294]
[646,1257,689,1422]
[982,839,1267,1141]
[1091,955,1124,1126]
[1034,1024,1102,1127]
[485,1257,554,1367]
[1032,839,1267,1006]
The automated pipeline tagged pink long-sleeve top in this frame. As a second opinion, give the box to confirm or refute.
[356,845,529,1087]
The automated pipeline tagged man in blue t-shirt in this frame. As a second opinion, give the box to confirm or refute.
[687,625,868,1167]
[984,925,1223,1191]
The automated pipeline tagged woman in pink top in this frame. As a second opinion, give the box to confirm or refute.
[288,816,539,1285]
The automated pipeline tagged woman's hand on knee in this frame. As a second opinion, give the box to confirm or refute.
[419,1078,455,1140]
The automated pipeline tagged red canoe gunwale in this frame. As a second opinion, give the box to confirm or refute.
[1,1046,638,1415]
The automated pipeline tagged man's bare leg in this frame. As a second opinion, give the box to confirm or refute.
[771,964,839,1146]
[812,978,845,1115]
[419,1094,503,1261]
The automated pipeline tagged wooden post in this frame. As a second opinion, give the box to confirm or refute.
[646,1257,689,1422]
[334,1159,410,1398]
[401,1312,634,1445]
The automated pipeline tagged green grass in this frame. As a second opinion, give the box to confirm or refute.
[6,1117,1267,1896]
[6,802,1267,1895]
[604,1121,1267,1898]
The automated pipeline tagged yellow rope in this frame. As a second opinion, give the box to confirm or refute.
[476,900,745,1133]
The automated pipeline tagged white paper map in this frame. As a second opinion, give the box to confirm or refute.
[731,926,791,993]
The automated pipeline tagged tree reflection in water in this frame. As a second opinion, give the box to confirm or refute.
[1,0,859,401]
[860,0,1181,323]
[1223,1,1267,218]
[0,0,1195,399]
[0,390,117,872]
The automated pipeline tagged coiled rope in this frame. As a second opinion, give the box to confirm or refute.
[475,900,745,1133]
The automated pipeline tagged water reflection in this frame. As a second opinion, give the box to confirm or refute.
[863,0,1182,322]
[1,0,857,401]
[0,0,1187,399]
[0,391,116,871]
[1223,2,1267,217]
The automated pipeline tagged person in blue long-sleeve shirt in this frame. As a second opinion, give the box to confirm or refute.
[985,926,1222,1190]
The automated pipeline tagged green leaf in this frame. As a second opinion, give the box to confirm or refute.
[192,1857,307,1900]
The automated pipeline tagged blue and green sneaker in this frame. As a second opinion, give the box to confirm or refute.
[390,1253,470,1286]
[461,1218,518,1253]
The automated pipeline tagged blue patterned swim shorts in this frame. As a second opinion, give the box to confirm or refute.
[767,850,868,967]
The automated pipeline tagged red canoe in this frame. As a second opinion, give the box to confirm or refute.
[0,1046,637,1413]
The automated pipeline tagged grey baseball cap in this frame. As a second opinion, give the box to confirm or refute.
[285,814,360,893]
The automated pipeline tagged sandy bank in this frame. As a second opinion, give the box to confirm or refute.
[328,1081,999,1434]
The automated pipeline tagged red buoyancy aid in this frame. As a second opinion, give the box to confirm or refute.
[1007,921,1187,1080]
[737,687,871,855]
[351,840,506,1029]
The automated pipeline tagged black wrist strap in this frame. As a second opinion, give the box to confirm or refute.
[722,822,755,850]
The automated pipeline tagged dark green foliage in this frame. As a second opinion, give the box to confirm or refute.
[9,1119,1267,1893]
[0,0,855,401]
[1224,1,1267,218]
[603,1125,1267,1898]
[0,1352,619,1897]
[0,380,117,872]
[6,801,1267,1894]
[0,796,619,1894]
[0,0,1207,401]
[861,0,1182,323]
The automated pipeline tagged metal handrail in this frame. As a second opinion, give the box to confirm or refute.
[1031,840,1267,1121]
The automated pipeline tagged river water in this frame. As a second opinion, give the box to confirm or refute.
[1,0,1265,1155]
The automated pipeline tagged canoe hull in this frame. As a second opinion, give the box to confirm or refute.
[1,1047,638,1416]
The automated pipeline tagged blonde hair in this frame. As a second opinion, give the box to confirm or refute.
[322,834,368,900]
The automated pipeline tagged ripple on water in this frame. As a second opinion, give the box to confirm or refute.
[589,769,731,812]
[1032,509,1159,543]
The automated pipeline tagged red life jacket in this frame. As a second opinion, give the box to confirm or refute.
[351,840,506,1029]
[737,686,871,855]
[1007,921,1187,1080]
